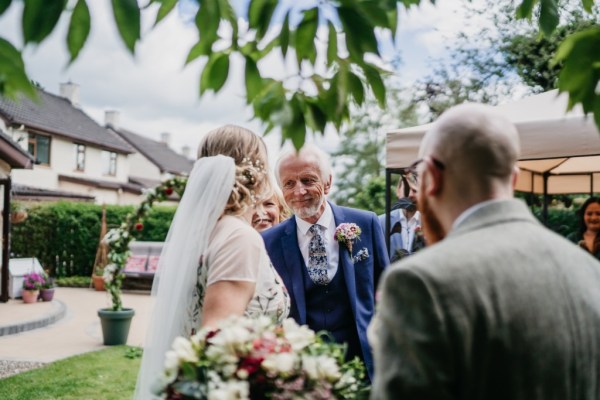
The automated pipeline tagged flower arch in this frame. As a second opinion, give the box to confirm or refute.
[103,176,188,311]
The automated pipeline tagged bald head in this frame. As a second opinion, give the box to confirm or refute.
[420,103,520,197]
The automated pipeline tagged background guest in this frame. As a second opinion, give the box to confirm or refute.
[573,197,600,260]
[252,185,291,232]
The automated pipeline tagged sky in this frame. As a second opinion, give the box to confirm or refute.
[0,0,470,165]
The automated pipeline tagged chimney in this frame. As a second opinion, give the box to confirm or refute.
[181,145,191,158]
[105,110,120,129]
[59,82,80,107]
[160,132,171,146]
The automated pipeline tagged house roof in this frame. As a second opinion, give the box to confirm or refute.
[12,183,95,202]
[0,131,34,169]
[109,127,193,175]
[0,88,134,154]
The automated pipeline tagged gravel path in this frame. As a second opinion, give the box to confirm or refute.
[0,360,46,379]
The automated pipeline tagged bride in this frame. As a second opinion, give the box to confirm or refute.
[134,125,290,399]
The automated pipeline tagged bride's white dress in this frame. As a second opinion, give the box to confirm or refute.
[187,215,290,334]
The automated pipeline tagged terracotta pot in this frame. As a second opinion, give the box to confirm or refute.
[22,290,39,303]
[93,275,106,291]
[11,210,28,224]
[40,288,55,302]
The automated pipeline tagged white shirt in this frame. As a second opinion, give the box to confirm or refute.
[295,202,340,281]
[399,210,421,252]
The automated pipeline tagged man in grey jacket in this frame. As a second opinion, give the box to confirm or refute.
[370,103,600,400]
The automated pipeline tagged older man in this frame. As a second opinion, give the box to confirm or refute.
[262,145,389,379]
[370,103,600,400]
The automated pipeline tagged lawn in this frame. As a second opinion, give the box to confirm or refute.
[0,346,141,400]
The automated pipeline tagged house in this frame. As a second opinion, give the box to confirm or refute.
[105,111,193,188]
[0,83,143,204]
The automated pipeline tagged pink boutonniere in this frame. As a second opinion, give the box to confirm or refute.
[335,223,370,263]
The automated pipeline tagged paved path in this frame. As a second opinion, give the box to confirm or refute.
[0,287,152,363]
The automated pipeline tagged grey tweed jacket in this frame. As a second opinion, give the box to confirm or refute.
[370,199,600,400]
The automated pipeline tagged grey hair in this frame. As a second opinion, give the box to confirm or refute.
[274,143,332,186]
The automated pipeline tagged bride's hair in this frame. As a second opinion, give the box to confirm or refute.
[197,124,269,216]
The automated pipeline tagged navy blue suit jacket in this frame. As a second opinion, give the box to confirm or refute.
[262,202,390,377]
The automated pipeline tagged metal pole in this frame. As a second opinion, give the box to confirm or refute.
[542,173,549,225]
[1,178,11,303]
[385,169,391,255]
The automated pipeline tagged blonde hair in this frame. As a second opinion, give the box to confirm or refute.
[271,184,291,222]
[197,125,269,216]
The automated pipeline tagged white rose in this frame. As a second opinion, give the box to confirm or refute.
[262,352,297,375]
[208,379,250,400]
[282,319,315,351]
[171,336,198,363]
[302,355,341,382]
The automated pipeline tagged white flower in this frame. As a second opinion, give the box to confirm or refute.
[208,379,250,400]
[282,319,315,351]
[262,352,297,375]
[171,336,198,363]
[162,350,180,384]
[302,355,341,382]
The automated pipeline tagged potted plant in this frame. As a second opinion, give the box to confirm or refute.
[39,271,56,302]
[21,272,44,303]
[10,201,28,224]
[92,265,106,291]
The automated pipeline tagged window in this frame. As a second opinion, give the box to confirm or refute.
[27,134,51,165]
[75,144,86,171]
[102,151,117,176]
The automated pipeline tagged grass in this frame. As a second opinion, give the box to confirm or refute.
[0,346,141,400]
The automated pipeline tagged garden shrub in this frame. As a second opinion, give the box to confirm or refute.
[11,201,176,278]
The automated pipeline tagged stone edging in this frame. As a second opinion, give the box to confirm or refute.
[0,300,67,337]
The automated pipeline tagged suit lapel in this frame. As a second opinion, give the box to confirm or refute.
[330,203,357,319]
[281,219,307,324]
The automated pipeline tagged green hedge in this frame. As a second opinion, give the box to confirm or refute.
[11,201,176,278]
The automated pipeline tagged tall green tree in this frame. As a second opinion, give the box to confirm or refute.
[0,0,598,146]
[331,82,418,213]
[415,1,599,119]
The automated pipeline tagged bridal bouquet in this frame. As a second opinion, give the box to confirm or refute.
[156,315,369,399]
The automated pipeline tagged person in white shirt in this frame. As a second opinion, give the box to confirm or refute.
[378,177,425,262]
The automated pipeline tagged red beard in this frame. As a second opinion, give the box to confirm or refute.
[418,193,447,246]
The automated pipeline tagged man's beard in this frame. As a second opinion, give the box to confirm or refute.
[292,197,325,219]
[418,193,446,246]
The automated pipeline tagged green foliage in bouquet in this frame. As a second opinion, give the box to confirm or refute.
[157,316,370,400]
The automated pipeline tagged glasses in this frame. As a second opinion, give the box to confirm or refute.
[400,156,446,188]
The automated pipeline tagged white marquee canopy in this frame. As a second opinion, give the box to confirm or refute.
[386,90,600,195]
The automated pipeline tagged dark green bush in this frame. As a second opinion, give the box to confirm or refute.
[55,276,91,287]
[11,201,176,278]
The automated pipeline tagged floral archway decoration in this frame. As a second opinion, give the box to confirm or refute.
[102,176,188,311]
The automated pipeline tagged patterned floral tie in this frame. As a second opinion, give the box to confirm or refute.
[308,224,330,285]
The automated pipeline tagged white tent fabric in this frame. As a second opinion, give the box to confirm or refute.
[386,90,600,194]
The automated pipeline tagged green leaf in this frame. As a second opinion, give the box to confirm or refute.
[208,53,230,93]
[248,0,278,41]
[348,72,365,106]
[388,8,398,43]
[305,101,327,134]
[358,1,390,28]
[363,64,386,107]
[326,22,337,67]
[195,0,220,56]
[294,7,319,65]
[515,0,537,19]
[245,56,262,103]
[338,6,379,60]
[67,0,91,63]
[22,0,67,44]
[111,0,140,53]
[185,41,205,65]
[280,11,290,58]
[581,0,594,13]
[0,38,37,99]
[154,0,177,26]
[0,0,11,17]
[539,0,559,37]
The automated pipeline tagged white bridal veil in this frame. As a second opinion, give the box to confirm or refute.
[134,155,235,399]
